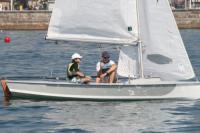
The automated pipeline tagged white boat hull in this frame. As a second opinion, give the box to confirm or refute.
[2,79,200,100]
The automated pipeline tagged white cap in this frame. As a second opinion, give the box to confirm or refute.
[71,53,82,60]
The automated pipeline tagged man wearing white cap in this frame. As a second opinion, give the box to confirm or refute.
[67,53,91,84]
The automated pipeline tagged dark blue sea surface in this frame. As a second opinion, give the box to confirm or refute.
[0,30,200,132]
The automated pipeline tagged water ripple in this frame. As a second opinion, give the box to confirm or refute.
[0,30,200,132]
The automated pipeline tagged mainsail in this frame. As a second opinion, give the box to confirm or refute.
[138,0,195,80]
[47,0,139,44]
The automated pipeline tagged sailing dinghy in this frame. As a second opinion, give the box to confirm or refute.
[1,0,200,100]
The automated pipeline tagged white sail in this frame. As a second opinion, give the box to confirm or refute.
[138,0,195,80]
[47,0,139,44]
[117,45,139,78]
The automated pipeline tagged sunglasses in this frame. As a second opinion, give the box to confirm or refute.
[103,56,109,59]
[103,57,110,61]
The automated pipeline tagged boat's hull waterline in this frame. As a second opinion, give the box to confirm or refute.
[1,80,200,100]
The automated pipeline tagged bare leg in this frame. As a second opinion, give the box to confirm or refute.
[83,76,92,84]
[96,77,101,83]
[108,70,117,83]
[96,77,108,83]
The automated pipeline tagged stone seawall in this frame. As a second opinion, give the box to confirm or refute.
[173,10,200,29]
[0,10,200,30]
[0,11,51,30]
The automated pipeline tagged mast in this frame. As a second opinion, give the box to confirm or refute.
[136,0,144,79]
[138,41,144,78]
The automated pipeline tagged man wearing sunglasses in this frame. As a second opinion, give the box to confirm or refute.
[96,51,117,83]
[67,53,91,84]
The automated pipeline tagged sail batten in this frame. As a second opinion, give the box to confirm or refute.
[47,0,139,44]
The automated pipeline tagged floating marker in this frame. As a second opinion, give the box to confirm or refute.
[4,36,11,43]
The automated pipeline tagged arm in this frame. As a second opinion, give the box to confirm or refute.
[99,64,117,78]
[67,63,85,77]
[96,62,103,77]
[74,63,85,77]
[106,64,117,74]
[76,71,85,78]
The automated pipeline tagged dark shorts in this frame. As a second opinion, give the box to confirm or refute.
[102,68,109,74]
[97,68,109,78]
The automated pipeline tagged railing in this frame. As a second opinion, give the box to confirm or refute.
[1,0,200,12]
[169,0,200,10]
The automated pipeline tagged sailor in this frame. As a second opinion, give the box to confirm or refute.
[96,51,117,83]
[67,53,91,84]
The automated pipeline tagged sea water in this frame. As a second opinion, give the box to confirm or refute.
[0,30,200,132]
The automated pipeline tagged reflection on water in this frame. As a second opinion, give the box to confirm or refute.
[0,99,200,132]
[0,30,200,132]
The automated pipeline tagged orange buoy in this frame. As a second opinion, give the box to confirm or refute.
[1,80,11,97]
[4,36,11,43]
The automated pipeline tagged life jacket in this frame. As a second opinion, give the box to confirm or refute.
[67,62,79,79]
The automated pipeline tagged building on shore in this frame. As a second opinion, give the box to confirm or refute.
[13,0,49,10]
[0,0,11,11]
[1,0,200,11]
[169,0,200,9]
[0,0,52,11]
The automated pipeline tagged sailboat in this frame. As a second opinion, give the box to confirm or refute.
[1,0,200,100]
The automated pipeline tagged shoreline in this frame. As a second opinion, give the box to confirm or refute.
[0,10,200,30]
